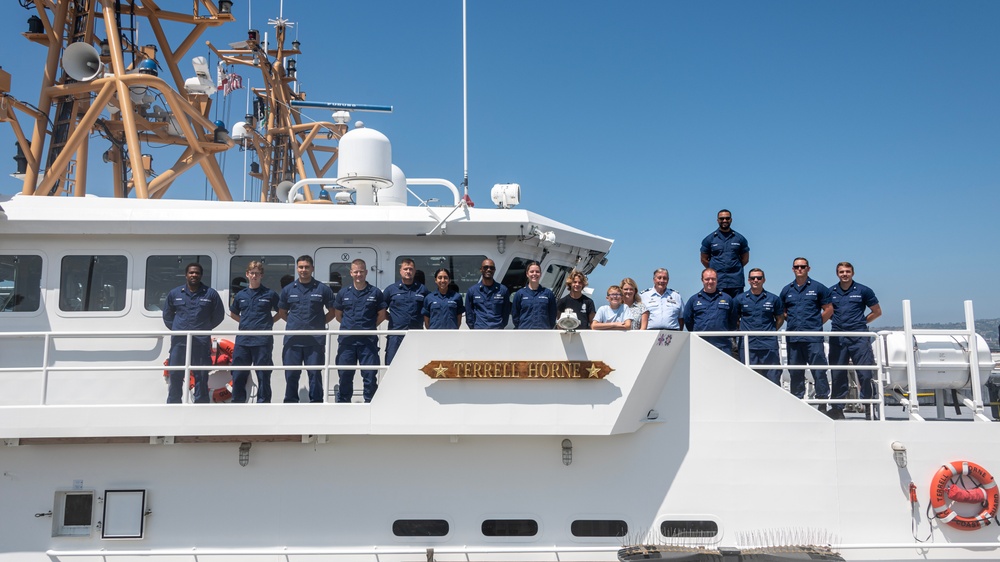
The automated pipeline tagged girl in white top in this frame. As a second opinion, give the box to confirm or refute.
[592,285,631,330]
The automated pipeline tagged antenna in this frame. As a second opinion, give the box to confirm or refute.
[462,0,469,199]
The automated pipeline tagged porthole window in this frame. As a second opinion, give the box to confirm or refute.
[482,519,538,537]
[392,519,449,537]
[60,255,128,312]
[660,520,719,538]
[571,519,628,537]
[0,254,43,312]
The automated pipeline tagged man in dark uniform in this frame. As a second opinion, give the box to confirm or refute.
[682,268,737,354]
[700,209,750,298]
[734,268,784,384]
[465,258,510,329]
[229,260,279,403]
[779,257,833,410]
[163,262,224,403]
[334,258,387,403]
[382,258,428,364]
[275,255,336,403]
[828,261,881,420]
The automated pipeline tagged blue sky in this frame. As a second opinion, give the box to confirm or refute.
[1,1,998,325]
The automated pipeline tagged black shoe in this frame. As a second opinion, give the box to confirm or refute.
[827,408,846,420]
[817,403,828,413]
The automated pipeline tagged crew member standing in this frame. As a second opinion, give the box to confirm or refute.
[466,258,510,329]
[700,209,750,298]
[682,268,738,354]
[383,258,428,364]
[641,268,684,330]
[334,259,387,403]
[275,255,336,403]
[828,262,881,420]
[163,262,224,403]
[779,257,833,410]
[229,260,279,403]
[734,268,784,385]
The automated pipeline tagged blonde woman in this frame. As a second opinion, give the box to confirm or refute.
[621,277,648,330]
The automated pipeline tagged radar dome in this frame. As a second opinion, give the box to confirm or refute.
[336,125,392,205]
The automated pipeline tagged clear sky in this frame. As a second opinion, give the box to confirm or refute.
[1,1,998,325]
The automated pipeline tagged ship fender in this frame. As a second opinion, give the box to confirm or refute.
[930,460,999,530]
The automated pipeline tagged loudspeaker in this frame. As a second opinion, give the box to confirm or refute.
[63,42,103,82]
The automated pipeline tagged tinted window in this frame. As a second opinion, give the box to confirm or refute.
[481,519,538,537]
[571,520,628,537]
[229,255,295,302]
[0,254,42,312]
[500,257,532,295]
[396,255,488,294]
[660,520,719,538]
[63,493,93,526]
[145,255,212,311]
[543,264,573,297]
[59,255,128,311]
[392,519,449,537]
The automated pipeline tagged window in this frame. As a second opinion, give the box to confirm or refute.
[499,257,532,295]
[59,255,128,312]
[145,255,212,311]
[542,264,573,297]
[52,491,94,537]
[229,255,295,302]
[0,254,42,312]
[392,519,450,537]
[481,519,538,537]
[571,520,628,537]
[396,255,488,294]
[659,520,719,538]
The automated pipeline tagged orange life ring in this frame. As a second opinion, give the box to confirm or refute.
[930,460,999,530]
[162,338,236,387]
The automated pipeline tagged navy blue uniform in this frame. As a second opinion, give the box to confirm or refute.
[383,281,428,364]
[465,282,511,329]
[334,283,387,402]
[682,290,737,354]
[700,229,750,294]
[734,289,784,384]
[779,278,832,399]
[511,286,557,329]
[162,283,224,403]
[279,279,336,403]
[229,285,279,403]
[423,290,464,329]
[829,281,880,410]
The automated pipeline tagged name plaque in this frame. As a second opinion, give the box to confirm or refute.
[420,360,613,380]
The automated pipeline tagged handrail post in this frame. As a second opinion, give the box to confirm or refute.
[964,300,987,420]
[184,332,193,404]
[39,332,52,405]
[902,300,920,420]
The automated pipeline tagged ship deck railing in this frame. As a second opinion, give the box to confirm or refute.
[0,301,993,421]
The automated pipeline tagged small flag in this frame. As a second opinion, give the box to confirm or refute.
[223,73,243,96]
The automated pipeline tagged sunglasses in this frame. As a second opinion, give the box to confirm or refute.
[793,265,808,270]
[749,276,763,281]
[481,266,496,270]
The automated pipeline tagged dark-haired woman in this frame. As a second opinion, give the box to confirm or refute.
[423,269,463,329]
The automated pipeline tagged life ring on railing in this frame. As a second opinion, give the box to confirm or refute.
[162,338,236,389]
[930,460,999,530]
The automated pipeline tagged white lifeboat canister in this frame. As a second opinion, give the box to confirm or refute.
[881,332,994,389]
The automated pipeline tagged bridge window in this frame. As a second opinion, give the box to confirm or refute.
[145,255,212,311]
[395,255,488,293]
[542,264,573,296]
[59,255,127,312]
[500,257,532,294]
[229,255,295,302]
[0,254,42,313]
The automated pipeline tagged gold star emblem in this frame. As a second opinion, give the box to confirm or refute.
[433,365,449,378]
[587,364,601,378]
